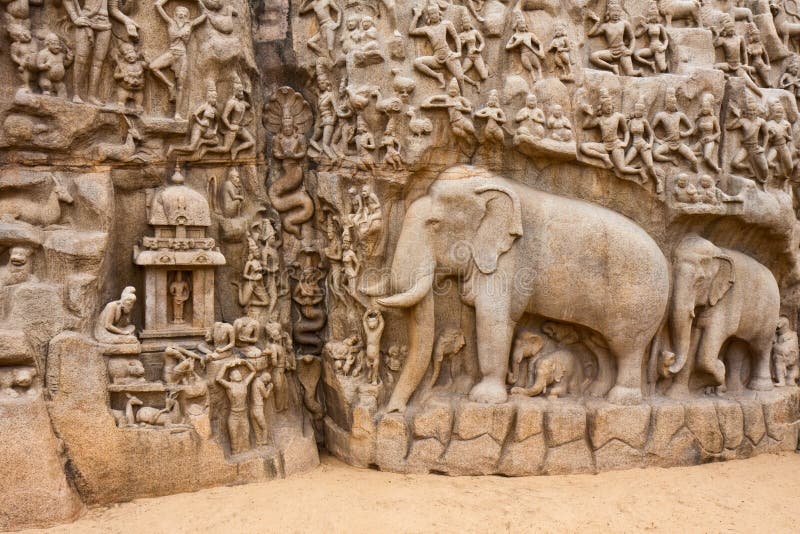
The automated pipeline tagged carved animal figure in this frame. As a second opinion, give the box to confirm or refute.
[297,354,324,420]
[91,123,142,162]
[511,349,588,398]
[268,160,314,237]
[665,235,777,396]
[658,0,701,27]
[772,316,799,386]
[134,391,184,426]
[107,357,146,385]
[370,165,669,412]
[406,106,432,137]
[771,0,800,50]
[0,175,73,227]
[507,331,546,385]
[112,394,143,427]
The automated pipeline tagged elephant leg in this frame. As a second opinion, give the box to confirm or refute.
[748,335,775,391]
[469,300,515,404]
[606,337,644,405]
[721,340,747,393]
[585,338,614,397]
[695,326,728,386]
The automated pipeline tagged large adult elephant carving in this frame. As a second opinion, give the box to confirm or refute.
[665,235,777,396]
[369,165,670,412]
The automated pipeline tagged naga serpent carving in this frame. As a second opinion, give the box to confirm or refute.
[291,250,327,355]
[264,87,315,237]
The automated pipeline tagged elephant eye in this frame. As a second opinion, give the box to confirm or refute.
[426,218,441,227]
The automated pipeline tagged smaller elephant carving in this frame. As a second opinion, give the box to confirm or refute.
[511,349,588,399]
[507,331,546,385]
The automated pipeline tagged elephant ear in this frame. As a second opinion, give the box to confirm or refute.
[524,333,546,358]
[471,184,524,274]
[709,254,735,306]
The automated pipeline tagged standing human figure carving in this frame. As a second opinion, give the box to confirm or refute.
[64,0,140,105]
[652,86,698,171]
[505,11,545,87]
[766,99,794,180]
[625,98,662,193]
[408,3,477,92]
[216,360,255,455]
[712,14,762,96]
[727,96,770,189]
[264,321,291,412]
[250,370,273,446]
[169,271,190,324]
[459,12,488,85]
[693,92,721,173]
[548,22,575,82]
[150,0,207,119]
[586,0,641,76]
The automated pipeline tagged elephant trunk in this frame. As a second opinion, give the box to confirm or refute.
[511,372,547,397]
[380,198,438,413]
[385,290,435,412]
[668,279,695,375]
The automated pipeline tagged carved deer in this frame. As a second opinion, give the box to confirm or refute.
[134,391,183,426]
[92,120,143,162]
[0,174,73,227]
[112,394,143,427]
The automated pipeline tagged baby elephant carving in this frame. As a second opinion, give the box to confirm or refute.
[507,332,546,385]
[511,349,587,399]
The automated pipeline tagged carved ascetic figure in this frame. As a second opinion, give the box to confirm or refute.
[779,55,800,103]
[381,121,405,170]
[580,89,642,179]
[665,235,778,396]
[634,2,669,74]
[199,321,236,360]
[169,271,190,324]
[625,97,661,192]
[37,33,73,99]
[9,24,37,94]
[586,0,641,76]
[150,0,207,119]
[653,87,698,172]
[352,15,384,67]
[351,185,383,257]
[712,14,762,96]
[505,11,545,87]
[166,81,219,158]
[547,22,574,82]
[216,360,256,455]
[459,12,488,85]
[0,245,37,287]
[672,172,698,204]
[475,90,507,144]
[64,0,139,104]
[250,370,273,446]
[514,93,545,141]
[409,3,476,92]
[354,116,376,173]
[341,231,361,302]
[95,286,138,345]
[511,347,587,398]
[546,104,573,142]
[727,95,770,189]
[693,92,721,173]
[222,168,244,217]
[745,23,771,88]
[299,0,341,59]
[362,308,384,386]
[772,316,799,387]
[369,165,669,411]
[766,99,794,180]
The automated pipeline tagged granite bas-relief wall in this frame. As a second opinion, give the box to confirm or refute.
[1,0,800,529]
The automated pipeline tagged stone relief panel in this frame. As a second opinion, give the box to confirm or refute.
[3,0,800,529]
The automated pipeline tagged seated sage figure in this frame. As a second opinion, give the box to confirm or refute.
[95,286,139,349]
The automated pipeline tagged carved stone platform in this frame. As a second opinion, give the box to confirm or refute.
[324,389,800,476]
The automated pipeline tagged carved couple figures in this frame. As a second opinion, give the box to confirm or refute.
[10,28,73,98]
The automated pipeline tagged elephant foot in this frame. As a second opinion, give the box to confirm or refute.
[587,380,612,398]
[665,382,691,400]
[469,378,508,404]
[385,398,408,414]
[606,385,642,405]
[749,376,774,391]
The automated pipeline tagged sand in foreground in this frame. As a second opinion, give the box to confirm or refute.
[27,451,800,533]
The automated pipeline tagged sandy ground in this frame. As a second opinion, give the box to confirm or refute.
[26,451,800,534]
